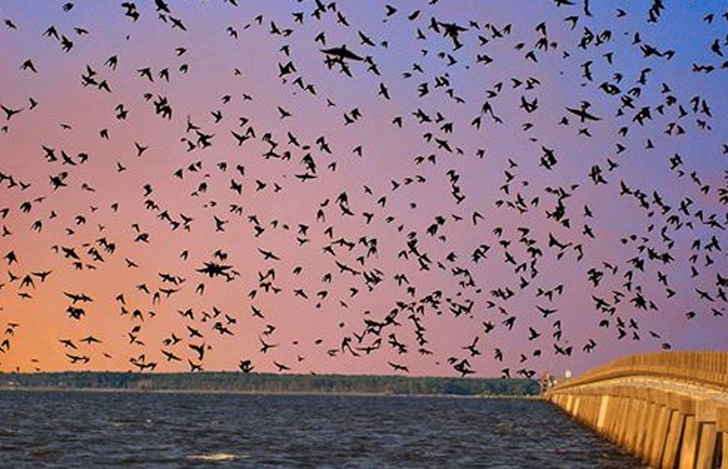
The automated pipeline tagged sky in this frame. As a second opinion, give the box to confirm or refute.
[0,0,726,378]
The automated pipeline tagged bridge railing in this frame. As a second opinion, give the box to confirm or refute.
[549,351,728,392]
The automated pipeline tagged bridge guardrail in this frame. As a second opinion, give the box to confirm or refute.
[547,351,728,393]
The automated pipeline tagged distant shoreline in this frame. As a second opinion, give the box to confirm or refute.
[0,386,544,399]
[0,371,542,398]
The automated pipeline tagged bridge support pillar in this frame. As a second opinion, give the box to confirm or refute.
[619,389,640,451]
[608,389,622,444]
[597,394,610,431]
[678,397,699,469]
[717,406,728,469]
[632,389,651,457]
[694,400,719,469]
[662,393,690,469]
[638,389,660,462]
[611,388,630,446]
[565,394,574,414]
[624,388,644,454]
[647,390,672,468]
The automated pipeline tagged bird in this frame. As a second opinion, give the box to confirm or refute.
[321,45,364,61]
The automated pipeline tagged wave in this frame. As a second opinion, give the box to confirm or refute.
[186,453,245,462]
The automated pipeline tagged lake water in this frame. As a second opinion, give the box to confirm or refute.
[0,390,644,468]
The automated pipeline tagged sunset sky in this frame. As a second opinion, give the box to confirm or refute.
[0,0,726,377]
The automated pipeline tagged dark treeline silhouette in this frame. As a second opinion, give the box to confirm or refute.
[0,372,539,396]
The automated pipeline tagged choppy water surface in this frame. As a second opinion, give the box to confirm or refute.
[0,390,644,468]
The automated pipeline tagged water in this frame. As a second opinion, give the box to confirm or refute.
[0,390,644,468]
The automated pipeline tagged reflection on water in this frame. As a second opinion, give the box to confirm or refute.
[0,390,644,468]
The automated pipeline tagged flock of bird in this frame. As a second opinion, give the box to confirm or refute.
[0,0,727,378]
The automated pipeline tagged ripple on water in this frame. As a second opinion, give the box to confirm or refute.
[186,452,246,461]
[0,391,644,468]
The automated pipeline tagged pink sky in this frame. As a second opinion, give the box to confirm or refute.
[0,0,726,377]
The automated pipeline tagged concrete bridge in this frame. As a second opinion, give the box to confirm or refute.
[544,351,728,469]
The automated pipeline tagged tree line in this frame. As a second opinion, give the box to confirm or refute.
[0,372,540,396]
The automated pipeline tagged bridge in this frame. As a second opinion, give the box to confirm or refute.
[544,351,728,469]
